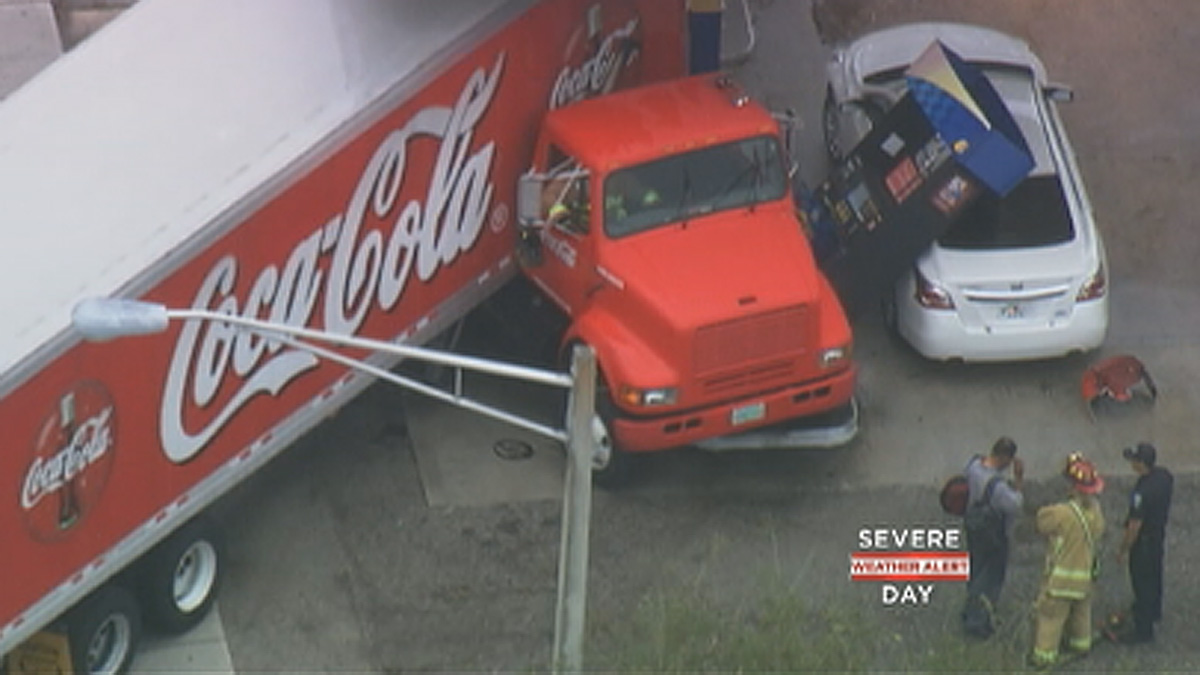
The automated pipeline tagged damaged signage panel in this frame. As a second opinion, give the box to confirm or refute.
[812,39,1034,317]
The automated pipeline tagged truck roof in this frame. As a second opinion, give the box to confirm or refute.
[0,0,529,387]
[543,74,781,171]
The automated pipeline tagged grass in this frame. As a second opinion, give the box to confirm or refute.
[588,577,1163,673]
[586,561,1043,673]
[581,520,1162,673]
[589,579,870,672]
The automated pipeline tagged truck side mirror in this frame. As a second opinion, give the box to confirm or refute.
[518,172,546,228]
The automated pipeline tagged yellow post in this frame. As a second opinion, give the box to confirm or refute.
[6,631,73,674]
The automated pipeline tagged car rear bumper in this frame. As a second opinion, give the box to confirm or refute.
[899,296,1108,362]
[612,366,857,452]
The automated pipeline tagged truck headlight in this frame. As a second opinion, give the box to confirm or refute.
[819,343,852,369]
[618,385,678,407]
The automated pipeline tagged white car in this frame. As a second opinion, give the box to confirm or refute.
[824,23,1108,362]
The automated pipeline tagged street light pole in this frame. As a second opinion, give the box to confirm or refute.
[71,297,596,673]
[554,344,595,674]
[72,298,574,439]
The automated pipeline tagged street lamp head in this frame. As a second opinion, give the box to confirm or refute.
[72,298,171,341]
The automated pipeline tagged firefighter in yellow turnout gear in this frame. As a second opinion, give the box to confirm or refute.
[1030,454,1106,669]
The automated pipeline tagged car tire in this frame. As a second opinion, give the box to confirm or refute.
[68,585,142,675]
[822,85,844,162]
[137,517,223,635]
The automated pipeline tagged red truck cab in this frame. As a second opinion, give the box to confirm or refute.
[517,74,856,484]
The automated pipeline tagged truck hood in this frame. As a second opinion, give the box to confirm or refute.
[597,205,823,328]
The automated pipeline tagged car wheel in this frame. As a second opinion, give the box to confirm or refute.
[822,85,844,162]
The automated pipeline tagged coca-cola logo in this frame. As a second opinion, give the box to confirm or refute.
[159,54,505,464]
[550,16,642,110]
[21,381,117,541]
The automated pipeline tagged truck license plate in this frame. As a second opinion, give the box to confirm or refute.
[731,401,766,426]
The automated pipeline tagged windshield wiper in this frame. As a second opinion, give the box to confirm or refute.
[676,167,696,227]
[715,153,766,212]
[748,147,765,213]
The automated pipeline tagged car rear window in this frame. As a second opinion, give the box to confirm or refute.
[938,175,1074,249]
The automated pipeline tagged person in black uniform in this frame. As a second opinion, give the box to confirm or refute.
[1116,442,1173,643]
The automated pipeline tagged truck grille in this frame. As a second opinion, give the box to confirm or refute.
[693,306,807,377]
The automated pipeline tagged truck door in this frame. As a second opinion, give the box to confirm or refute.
[528,148,598,315]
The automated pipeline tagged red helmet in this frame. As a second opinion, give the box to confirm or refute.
[1063,453,1104,494]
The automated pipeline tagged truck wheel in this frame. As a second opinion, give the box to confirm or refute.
[591,382,633,489]
[138,517,222,635]
[68,585,141,675]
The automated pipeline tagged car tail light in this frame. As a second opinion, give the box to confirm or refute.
[1077,262,1107,301]
[914,268,954,309]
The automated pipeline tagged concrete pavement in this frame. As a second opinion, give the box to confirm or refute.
[130,606,233,675]
[404,381,567,508]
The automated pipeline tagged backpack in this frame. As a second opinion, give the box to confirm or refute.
[964,475,1006,551]
[938,454,983,516]
[939,474,970,516]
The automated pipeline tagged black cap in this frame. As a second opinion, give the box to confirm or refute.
[1122,442,1156,466]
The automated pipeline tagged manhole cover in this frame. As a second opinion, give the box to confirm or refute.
[493,438,534,461]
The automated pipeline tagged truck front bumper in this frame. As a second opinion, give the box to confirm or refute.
[612,366,857,453]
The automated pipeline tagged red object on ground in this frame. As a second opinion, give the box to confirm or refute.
[1081,355,1157,405]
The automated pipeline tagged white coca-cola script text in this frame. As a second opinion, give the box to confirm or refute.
[22,407,114,510]
[160,55,504,464]
[550,19,639,109]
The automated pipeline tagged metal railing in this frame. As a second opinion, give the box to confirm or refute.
[72,299,596,673]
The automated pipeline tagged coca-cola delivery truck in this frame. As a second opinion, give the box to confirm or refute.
[0,0,855,672]
[514,74,857,484]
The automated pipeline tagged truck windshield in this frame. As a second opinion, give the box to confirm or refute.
[603,135,787,238]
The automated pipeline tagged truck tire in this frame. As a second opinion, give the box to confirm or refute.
[591,380,633,489]
[137,517,222,635]
[68,585,141,675]
[560,344,633,488]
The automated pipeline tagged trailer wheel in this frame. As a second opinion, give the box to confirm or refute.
[591,380,633,489]
[138,517,222,635]
[68,585,141,675]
